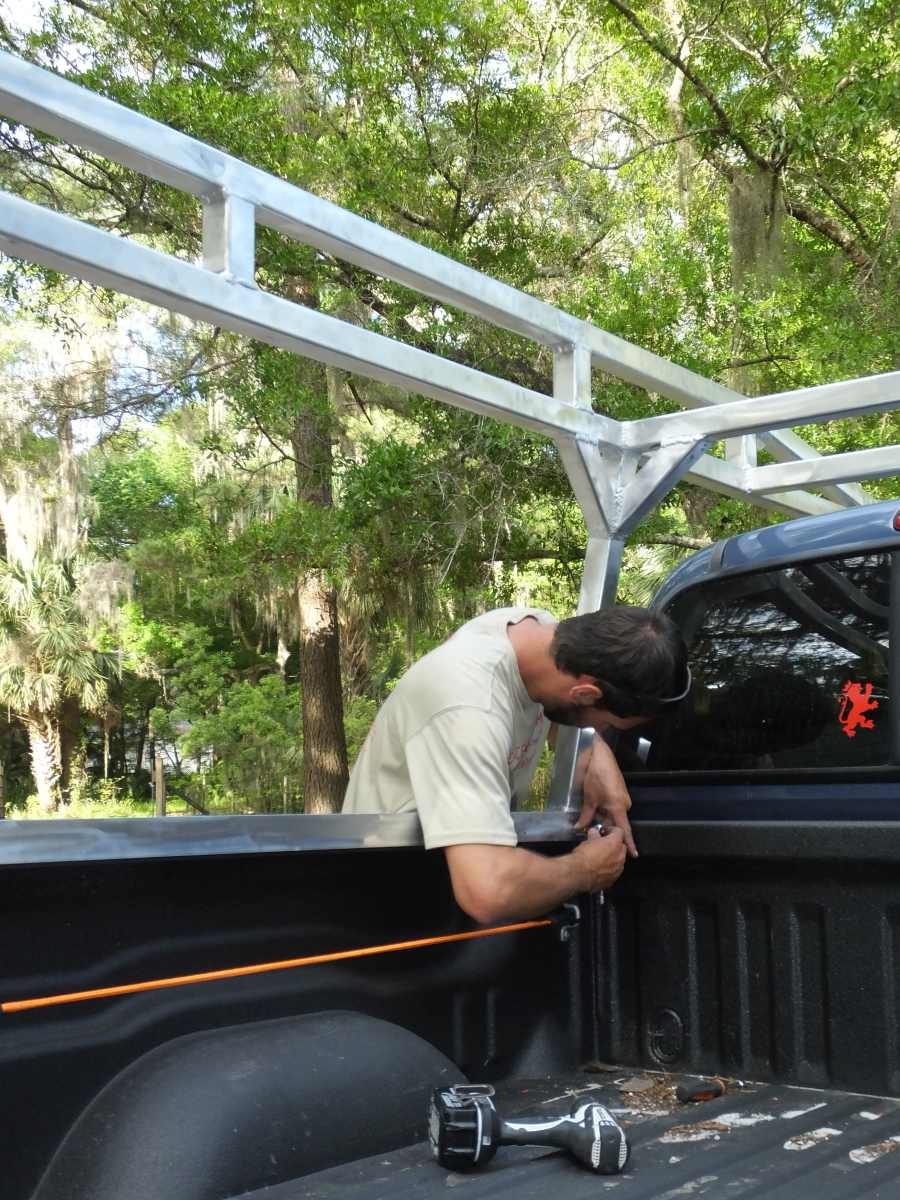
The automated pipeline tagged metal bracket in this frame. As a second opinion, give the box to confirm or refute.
[552,902,582,943]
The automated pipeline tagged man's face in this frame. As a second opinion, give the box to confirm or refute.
[540,674,655,732]
[542,701,652,732]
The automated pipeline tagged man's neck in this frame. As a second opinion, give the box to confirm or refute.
[506,616,558,703]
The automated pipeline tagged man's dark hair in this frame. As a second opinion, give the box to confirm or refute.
[551,606,688,718]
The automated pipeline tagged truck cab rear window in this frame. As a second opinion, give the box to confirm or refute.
[621,553,893,773]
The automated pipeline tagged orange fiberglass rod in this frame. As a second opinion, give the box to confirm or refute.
[1,918,553,1014]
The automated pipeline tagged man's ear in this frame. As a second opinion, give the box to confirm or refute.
[570,681,602,707]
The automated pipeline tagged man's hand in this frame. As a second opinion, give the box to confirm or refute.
[445,829,627,924]
[571,826,627,892]
[574,736,638,858]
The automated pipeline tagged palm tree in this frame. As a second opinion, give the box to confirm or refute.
[0,556,117,812]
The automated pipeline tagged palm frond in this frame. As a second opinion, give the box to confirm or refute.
[0,549,128,718]
[619,544,692,607]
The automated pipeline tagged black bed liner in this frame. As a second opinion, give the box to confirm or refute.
[236,1070,900,1200]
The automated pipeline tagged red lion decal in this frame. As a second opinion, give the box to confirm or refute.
[838,681,879,738]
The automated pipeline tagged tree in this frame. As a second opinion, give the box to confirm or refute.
[0,307,146,806]
[0,556,121,810]
[587,0,900,396]
[176,674,302,813]
[1,0,898,824]
[1,0,605,808]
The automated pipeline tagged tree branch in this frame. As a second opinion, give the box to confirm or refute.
[783,195,874,270]
[387,204,444,234]
[534,228,610,277]
[720,30,794,99]
[346,378,373,424]
[603,0,771,172]
[571,125,722,171]
[644,534,711,550]
[251,414,297,465]
[477,535,711,563]
[64,0,229,84]
[799,169,872,245]
[725,353,796,369]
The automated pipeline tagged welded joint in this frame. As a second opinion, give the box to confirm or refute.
[617,439,709,531]
[602,447,643,533]
[202,192,257,286]
[726,434,757,469]
[682,447,842,510]
[734,457,797,495]
[587,445,622,533]
[614,432,769,506]
[620,421,699,453]
[576,440,706,539]
[676,446,782,500]
[552,345,627,451]
[554,437,617,541]
[553,343,593,410]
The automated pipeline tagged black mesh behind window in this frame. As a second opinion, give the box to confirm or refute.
[619,553,892,773]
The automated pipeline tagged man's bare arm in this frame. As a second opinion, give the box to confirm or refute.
[444,829,626,924]
[573,734,637,857]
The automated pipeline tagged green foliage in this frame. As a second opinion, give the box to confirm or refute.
[19,789,155,820]
[343,695,378,767]
[0,557,116,720]
[147,624,235,738]
[89,434,196,556]
[3,0,899,818]
[177,674,302,812]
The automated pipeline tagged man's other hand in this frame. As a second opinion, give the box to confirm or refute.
[571,826,627,893]
[574,736,638,858]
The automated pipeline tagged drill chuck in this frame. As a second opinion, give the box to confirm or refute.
[428,1084,629,1175]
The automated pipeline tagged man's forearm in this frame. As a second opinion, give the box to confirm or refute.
[444,843,590,924]
[493,845,594,921]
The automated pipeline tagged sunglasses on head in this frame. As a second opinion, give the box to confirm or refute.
[598,666,693,718]
[655,665,693,705]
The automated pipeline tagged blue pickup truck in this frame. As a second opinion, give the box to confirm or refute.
[3,498,900,1200]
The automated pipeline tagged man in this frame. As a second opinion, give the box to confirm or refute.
[343,606,689,923]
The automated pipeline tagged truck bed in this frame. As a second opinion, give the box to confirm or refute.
[240,1070,900,1200]
[7,825,900,1200]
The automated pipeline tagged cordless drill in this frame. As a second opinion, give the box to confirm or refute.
[428,1084,629,1174]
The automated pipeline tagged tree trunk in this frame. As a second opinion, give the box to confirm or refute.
[662,0,694,217]
[290,378,349,815]
[725,165,787,473]
[405,593,417,671]
[135,708,150,779]
[297,573,349,813]
[728,166,785,299]
[58,695,80,804]
[26,716,62,813]
[338,599,373,698]
[154,751,166,816]
[116,715,128,783]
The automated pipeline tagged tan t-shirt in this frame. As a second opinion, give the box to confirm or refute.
[342,608,554,849]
